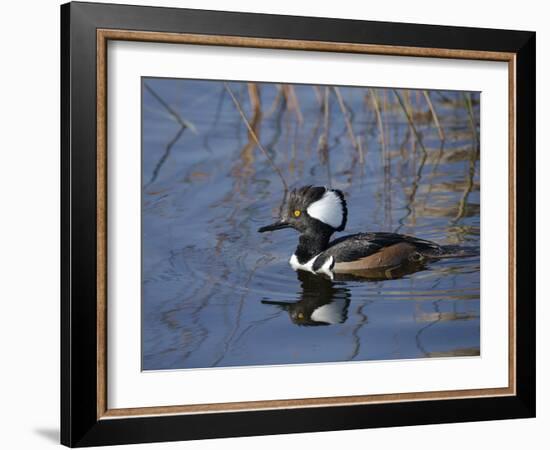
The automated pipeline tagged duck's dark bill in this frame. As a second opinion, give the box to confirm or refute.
[261,300,291,307]
[258,221,291,233]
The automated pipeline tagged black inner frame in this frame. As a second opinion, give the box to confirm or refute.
[61,2,536,447]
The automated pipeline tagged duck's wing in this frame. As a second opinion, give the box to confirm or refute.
[322,232,442,263]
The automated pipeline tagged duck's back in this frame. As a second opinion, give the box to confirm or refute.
[318,232,443,272]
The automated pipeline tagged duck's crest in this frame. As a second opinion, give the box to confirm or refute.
[306,187,347,231]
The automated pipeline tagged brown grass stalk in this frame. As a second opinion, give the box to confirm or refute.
[224,82,289,191]
[463,92,479,147]
[282,85,303,124]
[333,86,360,155]
[423,90,446,142]
[239,83,263,166]
[368,88,386,159]
[393,89,427,155]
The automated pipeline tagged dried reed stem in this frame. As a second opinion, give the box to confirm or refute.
[463,92,479,147]
[393,89,427,155]
[282,85,303,124]
[313,86,323,107]
[452,147,477,223]
[423,90,445,142]
[265,85,283,118]
[143,82,191,185]
[368,88,386,158]
[239,83,263,166]
[224,82,289,191]
[319,87,332,188]
[333,86,360,152]
[147,127,185,186]
[144,82,189,129]
[357,136,364,165]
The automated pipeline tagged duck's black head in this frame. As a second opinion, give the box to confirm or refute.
[258,185,347,236]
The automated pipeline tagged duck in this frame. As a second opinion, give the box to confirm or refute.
[258,185,451,279]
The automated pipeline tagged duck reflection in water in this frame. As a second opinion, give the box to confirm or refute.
[262,270,351,326]
[262,260,428,326]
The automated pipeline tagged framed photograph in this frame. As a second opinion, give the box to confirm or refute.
[61,1,535,447]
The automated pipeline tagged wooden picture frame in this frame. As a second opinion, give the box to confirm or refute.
[61,1,535,446]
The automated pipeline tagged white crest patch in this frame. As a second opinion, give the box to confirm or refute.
[306,190,344,229]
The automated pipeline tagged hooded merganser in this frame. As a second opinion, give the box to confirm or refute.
[258,185,449,279]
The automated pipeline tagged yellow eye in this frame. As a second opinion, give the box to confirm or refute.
[297,312,304,319]
[294,210,301,217]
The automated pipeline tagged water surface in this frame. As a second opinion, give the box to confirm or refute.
[141,79,480,370]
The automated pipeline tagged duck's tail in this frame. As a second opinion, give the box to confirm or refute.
[424,245,479,259]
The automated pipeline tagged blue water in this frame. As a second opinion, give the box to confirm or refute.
[141,79,480,370]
